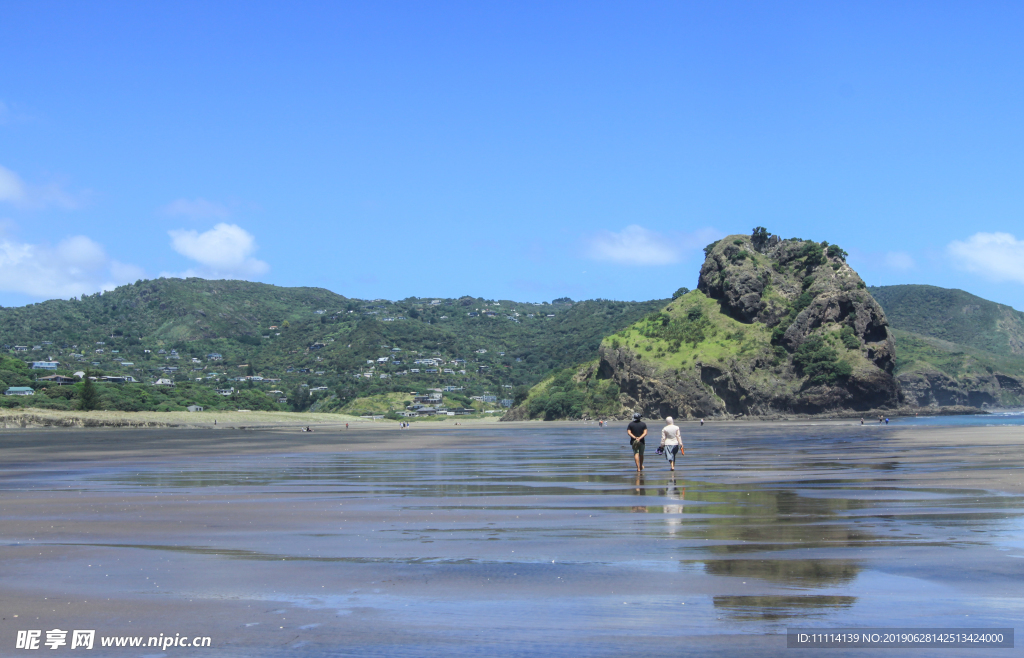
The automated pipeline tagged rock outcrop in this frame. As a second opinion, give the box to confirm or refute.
[595,229,902,418]
[898,369,1024,408]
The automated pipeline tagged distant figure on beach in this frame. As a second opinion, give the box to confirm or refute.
[660,416,683,471]
[627,413,647,472]
[860,418,864,425]
[346,423,349,429]
[700,418,704,426]
[885,417,889,424]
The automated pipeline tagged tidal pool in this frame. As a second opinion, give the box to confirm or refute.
[1,421,1021,656]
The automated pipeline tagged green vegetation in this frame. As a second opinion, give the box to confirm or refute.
[0,278,665,415]
[871,284,1024,398]
[888,328,1024,379]
[78,370,99,411]
[516,362,622,420]
[870,284,1024,364]
[608,291,771,369]
[792,335,853,385]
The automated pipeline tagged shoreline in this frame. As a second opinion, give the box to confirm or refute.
[0,404,1002,432]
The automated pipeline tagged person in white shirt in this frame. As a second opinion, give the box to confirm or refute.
[659,416,683,471]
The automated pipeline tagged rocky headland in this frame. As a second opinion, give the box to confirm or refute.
[539,229,905,420]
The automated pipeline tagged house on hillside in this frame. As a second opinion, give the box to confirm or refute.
[36,375,75,385]
[30,361,59,370]
[102,375,138,384]
[207,353,223,360]
[13,346,28,352]
[153,378,175,386]
[186,405,203,412]
[4,387,34,396]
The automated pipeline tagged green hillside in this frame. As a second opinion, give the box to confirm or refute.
[869,285,1024,360]
[869,285,1024,377]
[0,278,664,414]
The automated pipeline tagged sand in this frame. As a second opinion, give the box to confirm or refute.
[1,420,1021,656]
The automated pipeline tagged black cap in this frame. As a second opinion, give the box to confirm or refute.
[632,413,642,421]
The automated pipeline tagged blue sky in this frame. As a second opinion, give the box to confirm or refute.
[3,1,1024,309]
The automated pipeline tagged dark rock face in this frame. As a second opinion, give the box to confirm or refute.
[598,231,901,418]
[598,347,727,419]
[898,369,1024,408]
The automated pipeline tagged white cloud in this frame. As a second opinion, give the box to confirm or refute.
[166,223,269,279]
[0,163,83,209]
[0,234,144,299]
[883,251,916,270]
[584,225,721,265]
[947,232,1024,284]
[161,197,232,220]
[0,165,26,204]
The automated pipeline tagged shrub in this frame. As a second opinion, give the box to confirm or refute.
[672,287,690,299]
[839,325,860,350]
[792,336,853,385]
[826,244,848,260]
[799,241,826,268]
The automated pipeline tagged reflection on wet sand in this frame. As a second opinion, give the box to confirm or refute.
[714,595,858,621]
[702,559,861,587]
[1,421,1023,657]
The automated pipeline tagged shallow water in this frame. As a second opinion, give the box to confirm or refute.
[1,423,1022,656]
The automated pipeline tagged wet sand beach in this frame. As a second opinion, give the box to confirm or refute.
[1,418,1022,656]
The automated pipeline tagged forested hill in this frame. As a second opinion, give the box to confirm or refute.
[868,284,1024,408]
[869,285,1024,359]
[0,278,349,344]
[0,278,665,413]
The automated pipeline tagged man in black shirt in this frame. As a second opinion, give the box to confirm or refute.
[627,413,648,472]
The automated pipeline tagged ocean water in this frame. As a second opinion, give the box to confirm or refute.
[1,423,1021,656]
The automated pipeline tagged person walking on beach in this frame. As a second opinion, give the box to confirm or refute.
[627,413,647,472]
[660,416,683,471]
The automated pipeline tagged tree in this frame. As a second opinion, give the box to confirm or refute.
[290,384,310,411]
[672,287,690,300]
[79,370,100,411]
[751,226,772,251]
